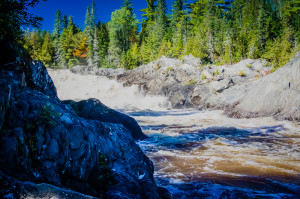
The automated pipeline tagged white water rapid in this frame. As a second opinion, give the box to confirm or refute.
[48,69,300,199]
[48,69,170,111]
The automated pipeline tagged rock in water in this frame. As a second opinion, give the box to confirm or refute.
[25,60,58,99]
[64,99,147,140]
[228,54,300,121]
[0,42,165,198]
[0,170,98,199]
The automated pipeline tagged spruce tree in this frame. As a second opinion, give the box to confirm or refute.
[84,1,97,66]
[140,0,157,42]
[62,15,68,30]
[53,9,62,38]
[84,6,92,44]
[170,0,184,39]
[97,22,109,67]
[92,29,100,67]
[142,0,156,22]
[90,0,97,30]
[29,29,43,61]
[40,31,53,67]
[123,0,133,13]
[156,0,168,42]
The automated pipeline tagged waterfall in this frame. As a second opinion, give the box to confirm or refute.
[48,69,170,111]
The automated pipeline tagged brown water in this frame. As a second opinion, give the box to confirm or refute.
[129,110,300,199]
[49,70,300,198]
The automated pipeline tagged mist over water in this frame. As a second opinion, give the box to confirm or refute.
[49,69,300,198]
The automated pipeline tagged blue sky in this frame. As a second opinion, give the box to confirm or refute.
[28,0,194,32]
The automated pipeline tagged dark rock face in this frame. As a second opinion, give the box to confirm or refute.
[25,60,58,99]
[0,170,97,199]
[64,99,147,140]
[0,43,164,198]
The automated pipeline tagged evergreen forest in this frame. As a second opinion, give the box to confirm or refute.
[22,0,300,70]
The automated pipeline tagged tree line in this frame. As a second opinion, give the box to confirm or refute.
[23,0,300,70]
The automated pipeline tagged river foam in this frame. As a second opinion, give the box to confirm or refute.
[48,69,170,111]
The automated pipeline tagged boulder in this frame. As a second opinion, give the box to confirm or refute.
[183,54,202,67]
[26,60,58,99]
[227,54,300,121]
[64,99,147,140]
[0,170,98,199]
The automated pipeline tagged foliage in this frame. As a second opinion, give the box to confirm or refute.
[185,79,197,85]
[108,6,138,68]
[0,0,47,42]
[68,58,79,68]
[21,0,299,70]
[238,71,246,77]
[213,69,220,76]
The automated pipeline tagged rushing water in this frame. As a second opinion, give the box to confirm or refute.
[49,70,300,198]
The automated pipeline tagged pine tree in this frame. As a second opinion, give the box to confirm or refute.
[97,22,109,67]
[40,31,53,67]
[62,15,68,30]
[155,0,168,42]
[53,9,63,67]
[84,1,97,66]
[58,16,77,68]
[123,0,133,13]
[190,0,208,26]
[141,0,156,22]
[66,16,75,61]
[29,29,43,60]
[140,0,157,42]
[92,29,100,67]
[170,0,184,40]
[90,0,97,30]
[158,37,172,58]
[84,6,92,44]
[53,9,62,38]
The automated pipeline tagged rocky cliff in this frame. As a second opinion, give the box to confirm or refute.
[227,53,300,121]
[0,42,170,199]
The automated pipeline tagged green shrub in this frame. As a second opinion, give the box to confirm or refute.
[214,69,220,76]
[185,79,197,85]
[238,71,246,77]
[201,74,206,80]
[68,59,79,68]
[162,67,174,74]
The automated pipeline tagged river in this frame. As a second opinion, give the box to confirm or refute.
[49,69,300,199]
